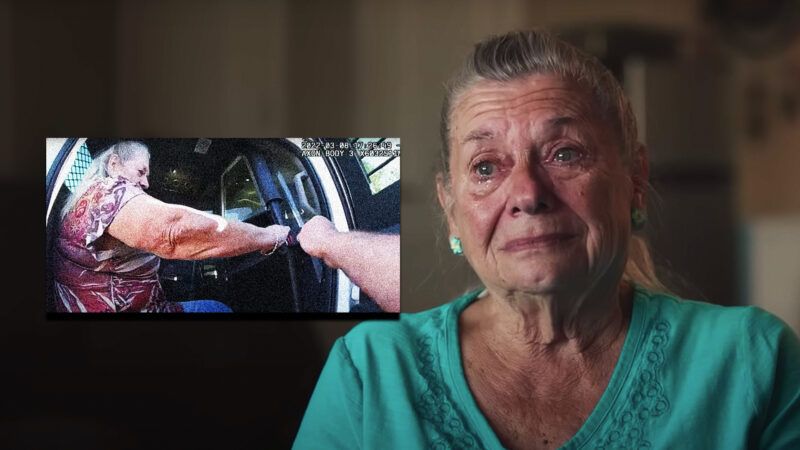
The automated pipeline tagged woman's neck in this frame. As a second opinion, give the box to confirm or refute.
[465,281,633,360]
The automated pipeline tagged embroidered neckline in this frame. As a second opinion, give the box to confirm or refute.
[441,287,654,449]
[414,302,482,448]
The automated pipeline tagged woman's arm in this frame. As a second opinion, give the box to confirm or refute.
[297,216,399,312]
[107,194,289,260]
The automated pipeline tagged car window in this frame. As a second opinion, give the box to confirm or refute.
[265,148,321,228]
[46,139,93,223]
[352,138,400,194]
[65,142,93,193]
[221,156,265,221]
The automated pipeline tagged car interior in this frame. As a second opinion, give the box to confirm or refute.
[46,138,344,313]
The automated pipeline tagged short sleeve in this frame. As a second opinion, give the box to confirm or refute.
[81,177,146,249]
[746,309,800,448]
[293,337,364,450]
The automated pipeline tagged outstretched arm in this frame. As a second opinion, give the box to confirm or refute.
[297,216,400,312]
[107,194,290,260]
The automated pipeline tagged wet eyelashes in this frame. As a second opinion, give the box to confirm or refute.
[474,160,496,179]
[470,147,584,178]
[549,147,584,164]
[470,156,508,184]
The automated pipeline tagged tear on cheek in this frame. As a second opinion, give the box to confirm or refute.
[468,182,499,197]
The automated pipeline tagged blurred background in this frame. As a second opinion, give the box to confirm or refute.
[3,0,800,448]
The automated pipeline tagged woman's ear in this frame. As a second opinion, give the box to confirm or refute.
[435,172,459,237]
[631,143,649,210]
[106,154,121,176]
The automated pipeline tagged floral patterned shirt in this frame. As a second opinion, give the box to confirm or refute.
[53,176,183,312]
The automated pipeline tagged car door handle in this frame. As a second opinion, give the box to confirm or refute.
[293,171,319,216]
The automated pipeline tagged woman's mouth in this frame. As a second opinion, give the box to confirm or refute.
[501,233,577,252]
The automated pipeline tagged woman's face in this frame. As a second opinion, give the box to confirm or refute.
[438,74,646,297]
[109,152,150,190]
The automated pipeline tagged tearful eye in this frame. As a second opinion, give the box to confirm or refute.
[553,147,580,163]
[474,160,496,178]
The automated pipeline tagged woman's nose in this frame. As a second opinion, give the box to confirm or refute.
[506,165,551,216]
[140,176,149,189]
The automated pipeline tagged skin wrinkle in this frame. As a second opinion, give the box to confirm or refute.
[437,73,646,449]
[464,308,625,448]
[447,82,629,174]
[455,85,583,122]
[462,125,598,199]
[165,221,182,258]
[445,77,635,325]
[158,208,235,259]
[456,105,594,162]
[168,203,228,232]
[161,205,235,259]
[454,86,595,138]
[105,155,289,261]
[128,198,285,260]
[461,288,630,449]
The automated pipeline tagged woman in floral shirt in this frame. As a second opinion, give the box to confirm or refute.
[53,141,290,313]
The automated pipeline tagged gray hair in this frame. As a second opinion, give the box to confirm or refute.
[60,141,150,218]
[438,29,670,295]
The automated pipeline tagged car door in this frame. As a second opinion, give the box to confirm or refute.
[218,138,401,313]
[215,144,329,313]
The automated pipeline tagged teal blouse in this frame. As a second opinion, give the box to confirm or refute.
[294,287,800,449]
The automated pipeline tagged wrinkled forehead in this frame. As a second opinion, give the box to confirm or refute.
[449,74,603,142]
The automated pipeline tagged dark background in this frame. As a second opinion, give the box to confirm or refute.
[4,0,800,448]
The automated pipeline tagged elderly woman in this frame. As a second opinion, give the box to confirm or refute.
[294,31,800,448]
[53,141,290,313]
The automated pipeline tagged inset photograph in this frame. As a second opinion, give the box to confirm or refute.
[45,138,400,315]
